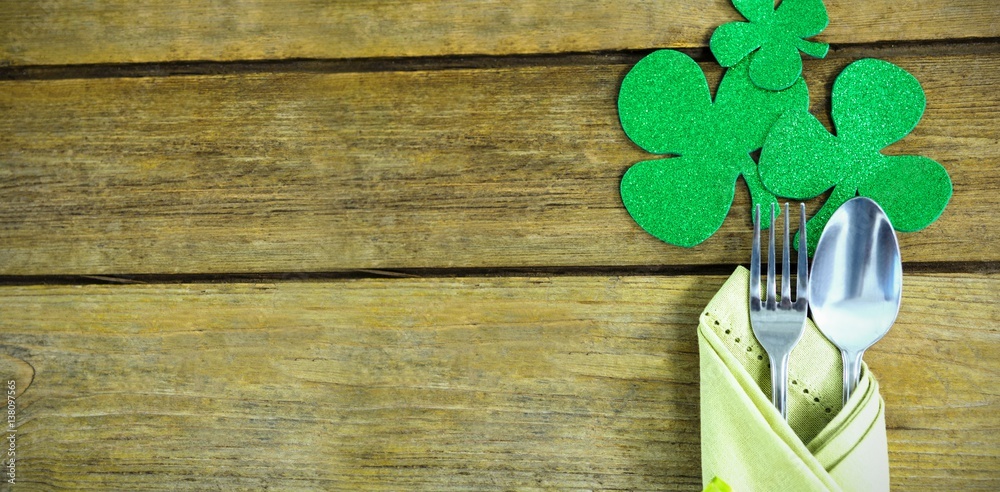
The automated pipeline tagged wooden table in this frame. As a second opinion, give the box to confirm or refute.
[1,1,997,489]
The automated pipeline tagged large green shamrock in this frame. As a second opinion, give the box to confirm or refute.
[710,0,829,91]
[759,58,952,253]
[618,49,808,247]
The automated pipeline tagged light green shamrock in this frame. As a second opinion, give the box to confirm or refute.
[759,58,953,253]
[618,49,808,247]
[702,477,733,492]
[710,0,829,91]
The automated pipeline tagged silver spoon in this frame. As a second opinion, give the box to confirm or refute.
[809,196,902,405]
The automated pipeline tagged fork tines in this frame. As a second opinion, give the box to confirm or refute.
[750,203,809,309]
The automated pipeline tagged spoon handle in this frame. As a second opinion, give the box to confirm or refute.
[842,350,865,406]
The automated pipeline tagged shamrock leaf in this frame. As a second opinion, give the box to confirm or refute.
[710,0,829,91]
[619,49,809,247]
[759,58,952,253]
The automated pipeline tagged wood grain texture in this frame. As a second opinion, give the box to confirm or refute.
[0,273,996,490]
[1,1,998,67]
[1,51,997,275]
[1,1,995,490]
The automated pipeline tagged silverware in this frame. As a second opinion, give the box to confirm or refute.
[749,203,809,420]
[809,197,902,405]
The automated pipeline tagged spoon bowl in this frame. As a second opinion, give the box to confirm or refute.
[810,197,902,405]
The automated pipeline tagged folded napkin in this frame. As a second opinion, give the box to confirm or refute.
[699,267,889,491]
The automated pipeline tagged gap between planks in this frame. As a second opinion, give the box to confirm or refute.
[0,261,994,287]
[1,38,998,82]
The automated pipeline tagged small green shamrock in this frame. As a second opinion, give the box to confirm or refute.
[702,477,733,492]
[759,58,952,253]
[618,49,808,247]
[710,0,829,91]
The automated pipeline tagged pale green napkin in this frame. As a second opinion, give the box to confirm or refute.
[699,267,889,491]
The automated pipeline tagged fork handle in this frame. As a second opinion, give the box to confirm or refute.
[769,353,790,420]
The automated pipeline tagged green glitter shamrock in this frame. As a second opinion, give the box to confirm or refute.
[759,58,952,253]
[618,49,808,247]
[710,0,829,91]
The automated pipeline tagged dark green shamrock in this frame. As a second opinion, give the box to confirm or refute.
[618,49,808,247]
[759,58,952,253]
[710,0,829,91]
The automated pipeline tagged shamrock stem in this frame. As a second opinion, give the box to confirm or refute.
[796,39,830,59]
[741,156,779,230]
[801,185,858,255]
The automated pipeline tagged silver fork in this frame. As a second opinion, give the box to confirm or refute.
[749,203,809,420]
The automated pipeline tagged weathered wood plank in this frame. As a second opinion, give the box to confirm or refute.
[0,273,996,490]
[867,273,1000,488]
[0,51,997,275]
[1,1,998,66]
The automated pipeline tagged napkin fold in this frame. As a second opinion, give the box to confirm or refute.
[699,267,889,491]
